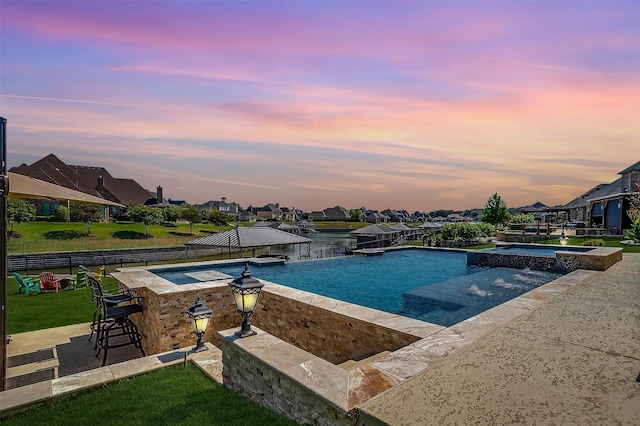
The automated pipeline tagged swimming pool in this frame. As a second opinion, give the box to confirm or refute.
[153,249,563,327]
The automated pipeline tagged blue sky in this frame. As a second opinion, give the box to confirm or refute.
[1,1,638,211]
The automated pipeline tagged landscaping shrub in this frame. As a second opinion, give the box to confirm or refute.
[42,230,88,240]
[112,230,152,239]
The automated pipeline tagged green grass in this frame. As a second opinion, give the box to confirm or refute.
[7,221,235,254]
[2,363,297,426]
[538,237,640,253]
[5,276,111,334]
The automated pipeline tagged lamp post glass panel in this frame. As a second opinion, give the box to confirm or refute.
[229,264,264,338]
[185,298,212,352]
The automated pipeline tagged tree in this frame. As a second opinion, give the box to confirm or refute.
[206,209,230,227]
[349,209,362,222]
[55,205,69,222]
[7,198,37,235]
[163,205,183,223]
[481,193,511,225]
[127,204,164,236]
[625,182,640,242]
[70,201,103,234]
[180,204,202,235]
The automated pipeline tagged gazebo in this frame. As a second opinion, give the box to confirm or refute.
[184,226,312,258]
[350,224,400,249]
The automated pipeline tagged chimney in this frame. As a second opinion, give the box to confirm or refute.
[157,186,163,205]
[97,175,104,189]
[221,197,227,203]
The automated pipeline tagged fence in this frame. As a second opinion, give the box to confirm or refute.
[9,245,350,278]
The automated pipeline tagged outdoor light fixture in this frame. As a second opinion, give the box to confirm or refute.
[228,264,264,338]
[560,223,568,245]
[185,298,212,352]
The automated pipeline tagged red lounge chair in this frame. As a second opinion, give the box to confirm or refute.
[39,272,63,293]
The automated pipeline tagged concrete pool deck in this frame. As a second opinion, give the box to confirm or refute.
[1,253,639,424]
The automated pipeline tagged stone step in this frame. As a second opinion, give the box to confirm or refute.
[338,351,391,370]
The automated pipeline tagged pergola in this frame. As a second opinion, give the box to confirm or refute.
[184,226,312,258]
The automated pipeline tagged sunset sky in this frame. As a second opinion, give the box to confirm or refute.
[1,1,638,213]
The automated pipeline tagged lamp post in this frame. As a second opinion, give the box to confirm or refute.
[228,264,264,338]
[185,298,212,352]
[560,222,568,245]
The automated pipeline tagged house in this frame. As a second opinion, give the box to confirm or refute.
[322,206,350,221]
[562,160,639,233]
[280,207,299,222]
[10,153,158,218]
[308,210,326,221]
[196,197,241,220]
[381,209,402,222]
[365,211,389,224]
[238,210,257,222]
[250,204,284,221]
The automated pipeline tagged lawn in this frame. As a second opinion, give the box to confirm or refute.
[538,236,640,253]
[2,363,297,426]
[5,275,110,334]
[7,221,236,254]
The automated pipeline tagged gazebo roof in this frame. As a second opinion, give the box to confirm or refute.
[350,224,397,235]
[184,227,311,248]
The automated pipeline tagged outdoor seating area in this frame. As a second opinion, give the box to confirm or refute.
[12,273,40,295]
[11,266,105,295]
[80,265,146,366]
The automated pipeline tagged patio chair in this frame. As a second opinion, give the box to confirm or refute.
[69,270,88,289]
[13,272,40,295]
[38,272,63,293]
[84,271,145,366]
[92,265,106,283]
[79,265,138,344]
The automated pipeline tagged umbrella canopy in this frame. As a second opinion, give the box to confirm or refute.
[185,226,311,249]
[7,172,124,207]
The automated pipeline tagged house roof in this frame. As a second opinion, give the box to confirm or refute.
[587,177,624,202]
[618,160,640,175]
[10,153,154,206]
[562,184,608,209]
[184,227,311,248]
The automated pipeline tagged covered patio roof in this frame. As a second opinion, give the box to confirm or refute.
[8,172,124,207]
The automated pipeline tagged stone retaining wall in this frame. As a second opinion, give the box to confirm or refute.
[256,290,420,364]
[129,283,238,355]
[221,328,352,426]
[123,278,420,362]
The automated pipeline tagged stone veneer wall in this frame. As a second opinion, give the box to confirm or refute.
[254,291,420,364]
[221,330,352,426]
[126,283,420,362]
[467,248,623,272]
[129,284,239,354]
[467,251,558,271]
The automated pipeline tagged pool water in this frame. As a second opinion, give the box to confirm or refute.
[154,249,563,326]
